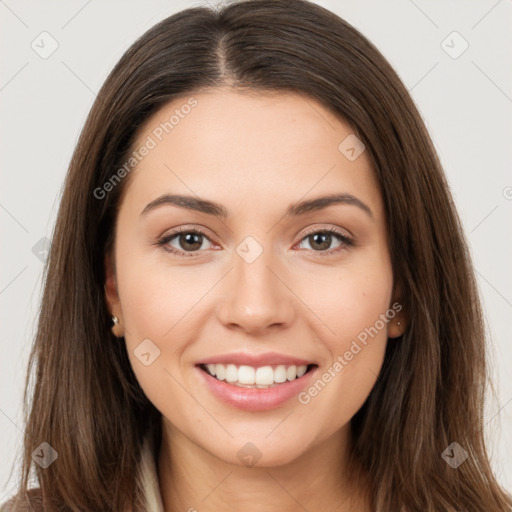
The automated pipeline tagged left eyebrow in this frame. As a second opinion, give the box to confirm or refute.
[141,194,228,218]
[140,192,373,219]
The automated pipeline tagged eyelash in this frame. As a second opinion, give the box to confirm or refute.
[155,226,354,258]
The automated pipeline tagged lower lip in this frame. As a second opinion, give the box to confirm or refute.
[195,365,318,411]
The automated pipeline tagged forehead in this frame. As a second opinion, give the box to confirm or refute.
[124,87,383,220]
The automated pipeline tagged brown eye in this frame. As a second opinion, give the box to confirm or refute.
[307,232,334,251]
[296,228,353,255]
[157,228,214,255]
[175,232,204,251]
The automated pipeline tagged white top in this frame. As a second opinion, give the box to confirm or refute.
[0,435,165,511]
[139,434,165,512]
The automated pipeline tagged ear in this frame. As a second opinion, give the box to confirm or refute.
[104,252,124,337]
[387,281,408,339]
[104,252,120,309]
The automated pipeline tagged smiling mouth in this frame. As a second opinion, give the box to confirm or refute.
[197,363,318,389]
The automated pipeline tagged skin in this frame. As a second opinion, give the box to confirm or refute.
[105,87,406,512]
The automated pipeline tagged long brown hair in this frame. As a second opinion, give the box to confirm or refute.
[4,1,511,510]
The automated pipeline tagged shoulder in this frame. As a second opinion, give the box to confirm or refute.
[0,488,44,512]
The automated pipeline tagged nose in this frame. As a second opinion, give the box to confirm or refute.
[217,243,296,335]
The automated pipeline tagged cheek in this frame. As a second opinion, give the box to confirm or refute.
[112,240,197,392]
[292,254,393,419]
[115,244,205,341]
[114,255,197,410]
[294,251,393,349]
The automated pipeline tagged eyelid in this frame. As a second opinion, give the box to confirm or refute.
[159,224,214,239]
[299,224,353,240]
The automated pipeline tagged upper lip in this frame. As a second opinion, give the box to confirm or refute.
[196,351,316,367]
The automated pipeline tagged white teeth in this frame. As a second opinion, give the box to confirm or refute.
[202,363,310,386]
[255,366,274,386]
[238,365,255,385]
[225,364,238,383]
[274,365,287,383]
[286,365,297,381]
[215,364,226,381]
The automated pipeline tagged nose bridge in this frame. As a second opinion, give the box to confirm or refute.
[218,234,294,332]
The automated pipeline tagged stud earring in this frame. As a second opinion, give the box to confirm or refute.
[111,315,124,338]
[397,321,401,326]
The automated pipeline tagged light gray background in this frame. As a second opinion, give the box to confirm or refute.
[1,0,511,502]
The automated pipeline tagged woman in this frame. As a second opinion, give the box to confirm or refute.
[3,0,511,510]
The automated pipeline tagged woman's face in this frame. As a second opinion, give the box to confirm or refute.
[105,87,404,467]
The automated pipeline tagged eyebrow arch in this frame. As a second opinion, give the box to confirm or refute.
[140,193,373,219]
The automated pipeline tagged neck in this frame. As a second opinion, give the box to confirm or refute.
[157,420,370,512]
